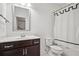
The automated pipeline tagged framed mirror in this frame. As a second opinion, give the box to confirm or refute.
[12,4,31,31]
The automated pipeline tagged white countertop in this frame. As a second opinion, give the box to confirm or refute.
[0,35,40,43]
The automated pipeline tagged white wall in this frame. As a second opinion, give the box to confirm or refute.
[30,3,55,55]
[31,3,54,36]
[0,4,6,37]
[5,3,66,37]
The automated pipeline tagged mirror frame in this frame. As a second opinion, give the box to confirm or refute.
[12,4,31,32]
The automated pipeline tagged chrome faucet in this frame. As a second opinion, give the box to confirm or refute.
[21,33,26,37]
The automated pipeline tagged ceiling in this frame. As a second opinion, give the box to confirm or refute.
[51,3,70,11]
[31,3,70,12]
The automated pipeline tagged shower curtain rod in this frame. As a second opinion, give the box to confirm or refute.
[53,3,74,13]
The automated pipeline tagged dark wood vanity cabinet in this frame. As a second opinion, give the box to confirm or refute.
[0,48,23,56]
[26,45,40,56]
[0,39,40,56]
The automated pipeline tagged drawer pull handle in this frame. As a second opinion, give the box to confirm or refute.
[23,49,25,55]
[4,45,13,48]
[34,41,39,44]
[23,48,27,55]
[25,48,27,55]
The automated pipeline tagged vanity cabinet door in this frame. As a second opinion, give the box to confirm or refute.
[25,45,40,56]
[0,48,23,56]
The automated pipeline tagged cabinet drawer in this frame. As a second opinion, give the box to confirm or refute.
[0,39,40,51]
[15,40,33,48]
[0,40,33,50]
[0,48,23,56]
[33,39,40,45]
[0,42,14,50]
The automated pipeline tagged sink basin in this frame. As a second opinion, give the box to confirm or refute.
[0,35,40,43]
[25,35,40,39]
[17,35,40,39]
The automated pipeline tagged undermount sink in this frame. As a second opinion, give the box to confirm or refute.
[20,35,40,39]
[0,35,40,43]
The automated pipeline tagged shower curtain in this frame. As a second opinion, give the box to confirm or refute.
[54,4,79,44]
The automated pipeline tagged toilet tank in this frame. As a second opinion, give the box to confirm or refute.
[45,37,53,46]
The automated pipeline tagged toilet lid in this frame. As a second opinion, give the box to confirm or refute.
[50,45,63,51]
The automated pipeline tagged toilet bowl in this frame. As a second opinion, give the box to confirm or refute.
[50,45,64,56]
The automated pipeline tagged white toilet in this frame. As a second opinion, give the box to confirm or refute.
[45,38,64,56]
[49,45,64,56]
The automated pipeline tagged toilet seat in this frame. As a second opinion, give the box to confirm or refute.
[49,45,63,55]
[50,45,63,51]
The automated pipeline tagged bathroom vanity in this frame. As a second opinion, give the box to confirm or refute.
[0,4,40,56]
[0,36,40,56]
